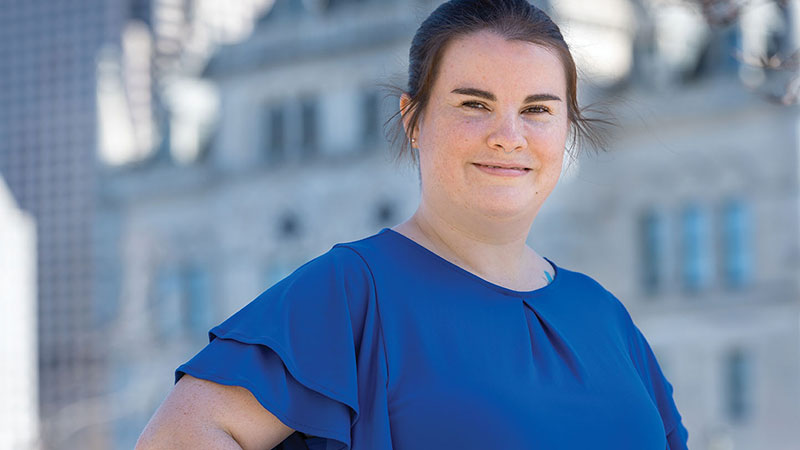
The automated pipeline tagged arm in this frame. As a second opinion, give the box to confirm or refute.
[135,374,296,450]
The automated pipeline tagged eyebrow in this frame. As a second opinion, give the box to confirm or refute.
[450,87,562,103]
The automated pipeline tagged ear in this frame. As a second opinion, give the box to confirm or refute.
[399,93,418,145]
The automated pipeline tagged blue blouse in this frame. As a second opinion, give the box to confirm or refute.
[176,227,690,449]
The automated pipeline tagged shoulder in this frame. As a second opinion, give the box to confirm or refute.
[554,264,627,309]
[553,263,661,369]
[551,263,636,331]
[558,266,659,358]
[263,230,394,314]
[289,243,371,281]
[263,240,379,307]
[330,228,393,262]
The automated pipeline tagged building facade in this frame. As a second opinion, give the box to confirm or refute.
[99,0,800,449]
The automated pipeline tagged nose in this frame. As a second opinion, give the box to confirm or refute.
[487,111,526,153]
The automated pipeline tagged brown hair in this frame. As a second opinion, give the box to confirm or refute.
[382,0,612,169]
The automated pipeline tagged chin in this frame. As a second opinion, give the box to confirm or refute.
[473,198,535,219]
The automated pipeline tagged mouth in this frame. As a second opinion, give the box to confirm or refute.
[472,163,531,177]
[473,163,531,171]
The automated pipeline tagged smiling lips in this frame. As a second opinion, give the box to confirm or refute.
[472,162,531,177]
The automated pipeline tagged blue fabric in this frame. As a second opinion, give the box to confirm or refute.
[176,227,690,449]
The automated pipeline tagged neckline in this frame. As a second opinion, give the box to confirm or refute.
[379,227,561,298]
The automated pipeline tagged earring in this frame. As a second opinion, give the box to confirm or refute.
[411,138,416,143]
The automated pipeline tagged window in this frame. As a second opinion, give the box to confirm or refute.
[183,264,213,335]
[300,96,318,156]
[151,265,182,340]
[151,262,214,339]
[720,199,751,288]
[326,0,369,10]
[766,3,790,60]
[690,23,742,80]
[278,211,301,238]
[262,102,285,163]
[374,199,396,226]
[724,347,752,423]
[362,89,380,144]
[681,203,712,292]
[639,208,666,294]
[721,24,742,73]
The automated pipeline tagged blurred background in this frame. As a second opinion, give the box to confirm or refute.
[1,0,798,449]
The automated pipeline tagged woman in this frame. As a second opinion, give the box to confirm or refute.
[136,1,690,449]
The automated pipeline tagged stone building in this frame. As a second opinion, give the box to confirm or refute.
[99,1,800,449]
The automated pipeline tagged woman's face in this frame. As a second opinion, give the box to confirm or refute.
[404,30,570,224]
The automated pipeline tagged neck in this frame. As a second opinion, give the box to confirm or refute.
[398,200,547,291]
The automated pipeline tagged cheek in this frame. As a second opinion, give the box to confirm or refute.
[525,123,568,176]
[528,123,566,151]
[537,115,569,147]
[425,115,483,164]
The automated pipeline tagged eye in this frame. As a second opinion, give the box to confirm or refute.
[461,101,488,110]
[523,105,552,114]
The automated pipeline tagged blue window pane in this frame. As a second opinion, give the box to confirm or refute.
[681,204,711,292]
[723,24,742,72]
[722,199,751,288]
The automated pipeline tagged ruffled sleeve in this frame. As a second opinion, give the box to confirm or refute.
[174,245,390,450]
[626,322,690,450]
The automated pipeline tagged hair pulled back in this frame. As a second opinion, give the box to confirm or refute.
[385,0,610,167]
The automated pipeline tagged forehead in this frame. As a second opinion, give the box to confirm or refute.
[435,30,567,97]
